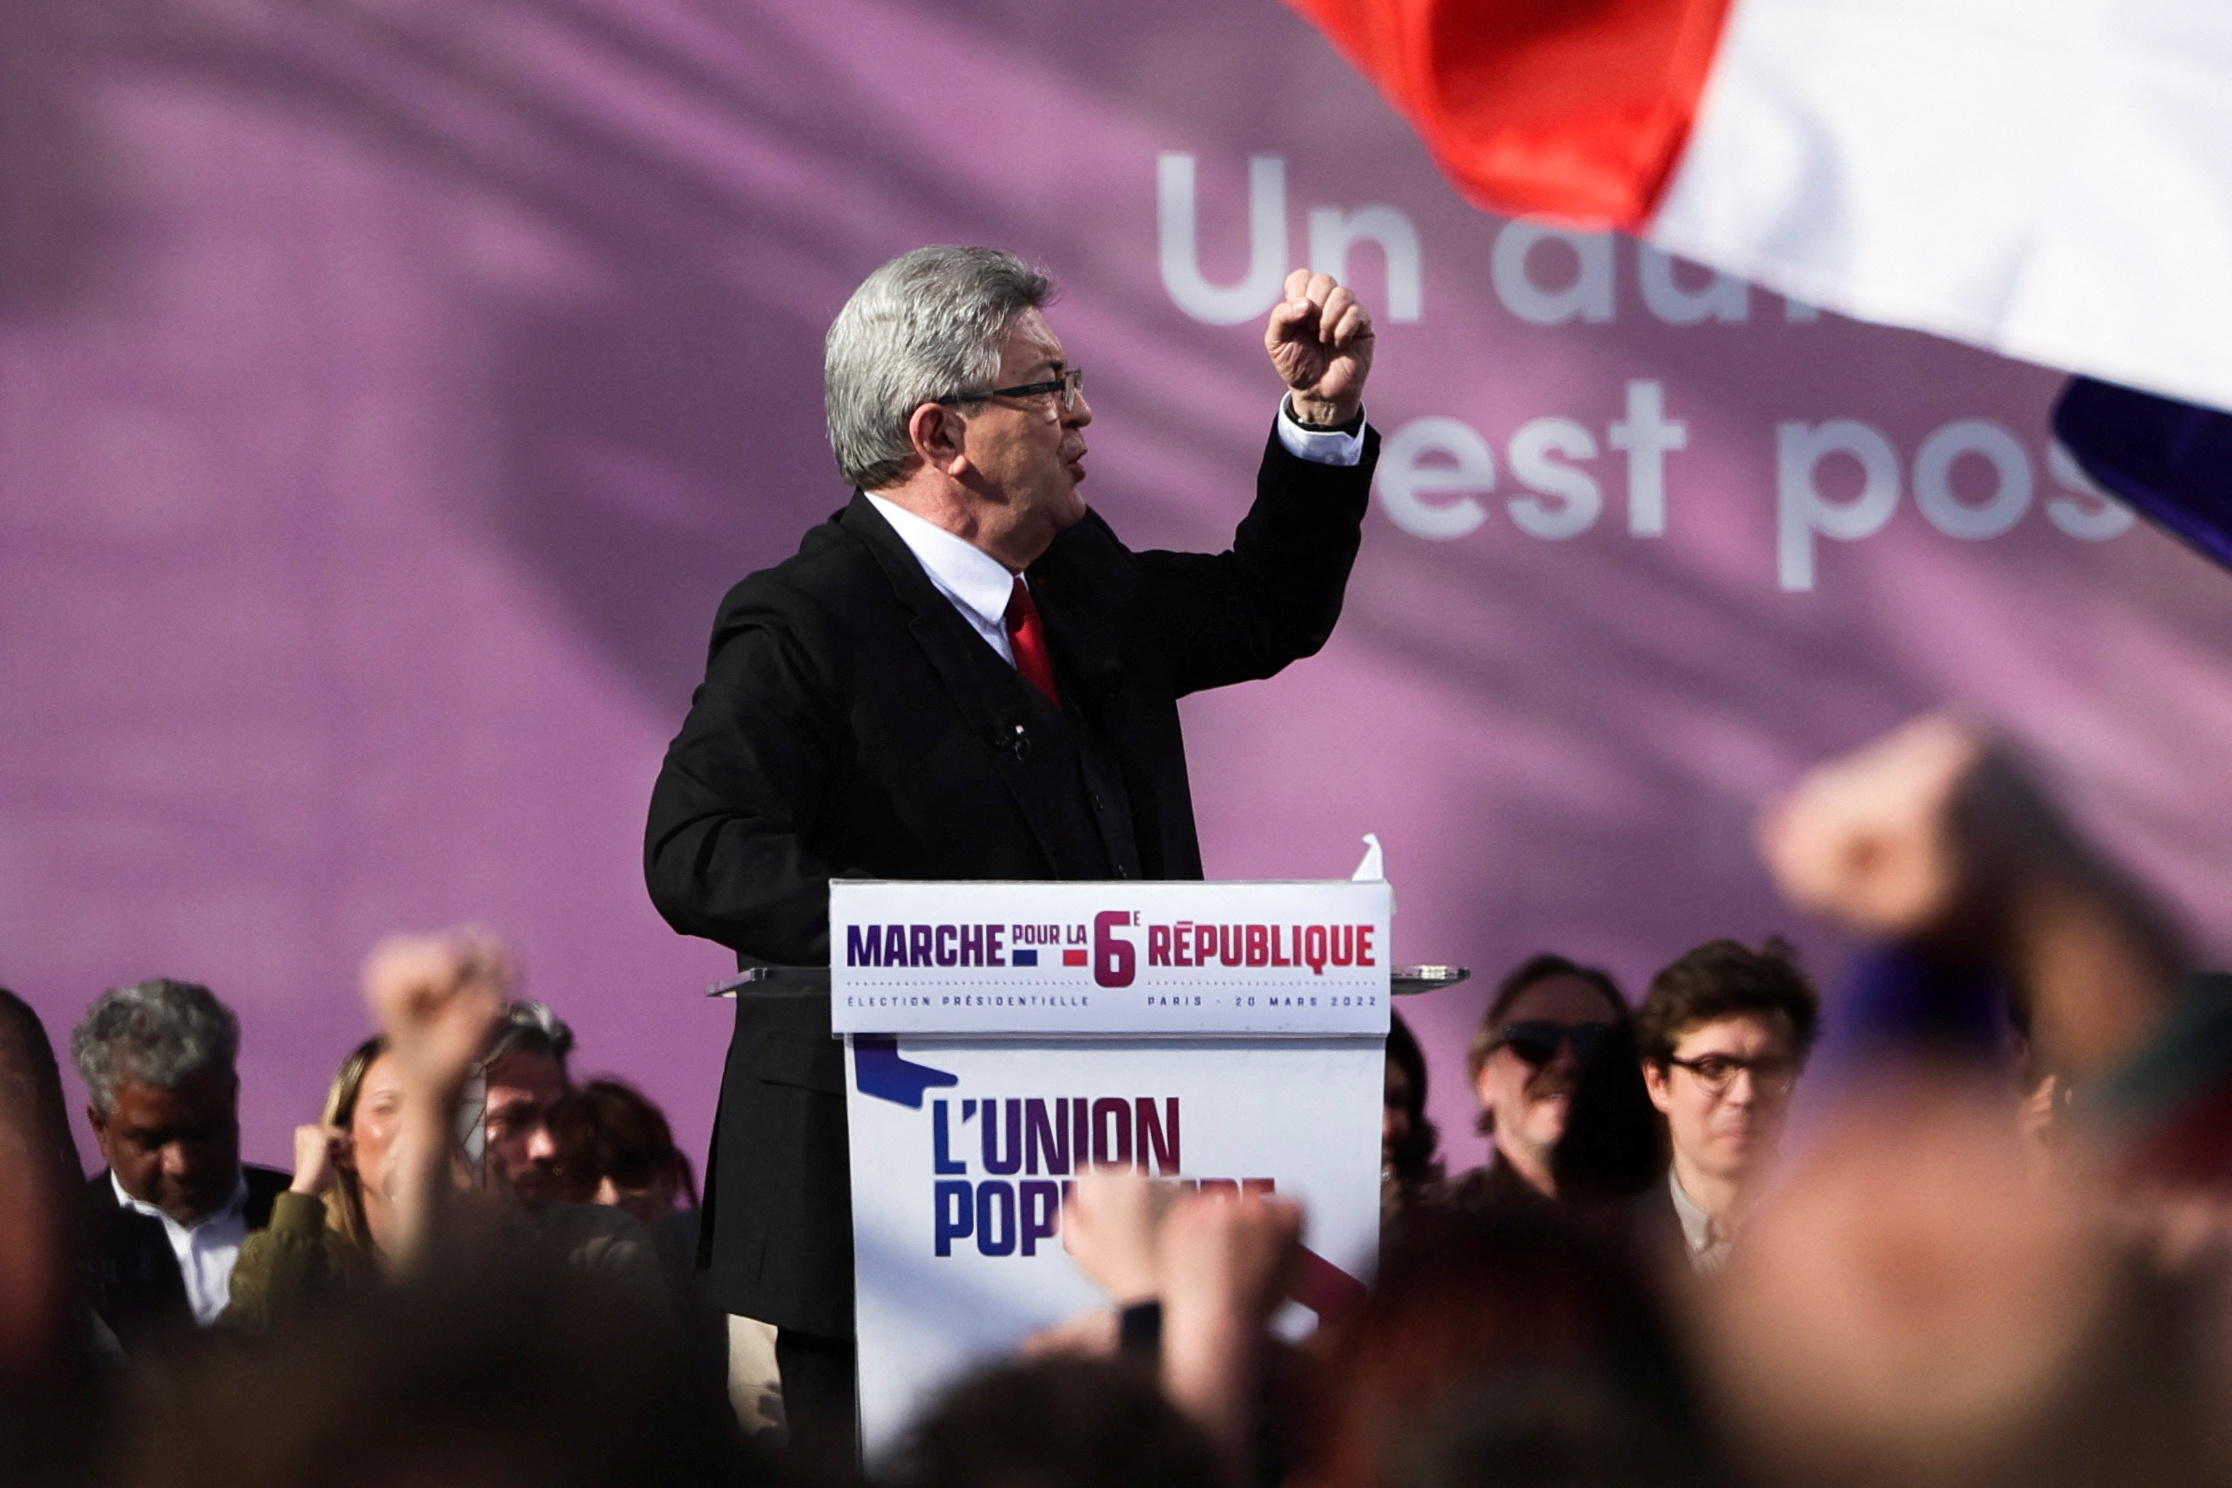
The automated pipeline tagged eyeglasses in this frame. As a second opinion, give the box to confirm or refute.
[1491,1020,1614,1067]
[1664,1053,1799,1097]
[940,367,1085,413]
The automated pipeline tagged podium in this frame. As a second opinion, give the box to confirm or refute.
[827,876,1394,1459]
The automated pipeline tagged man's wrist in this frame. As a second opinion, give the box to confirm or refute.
[1284,393,1363,433]
[1275,396,1367,466]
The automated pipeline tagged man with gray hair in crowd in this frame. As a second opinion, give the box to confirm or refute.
[646,244,1381,1463]
[73,978,289,1347]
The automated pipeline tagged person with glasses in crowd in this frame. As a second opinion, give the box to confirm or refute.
[644,244,1382,1466]
[1634,938,1820,1274]
[1444,953,1631,1212]
[223,937,668,1332]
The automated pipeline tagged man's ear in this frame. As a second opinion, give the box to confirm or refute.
[1641,1060,1674,1116]
[906,401,971,476]
[85,1101,109,1146]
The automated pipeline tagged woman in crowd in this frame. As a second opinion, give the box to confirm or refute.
[1381,1012,1443,1220]
[221,1036,394,1326]
[550,1076,699,1228]
[225,931,515,1327]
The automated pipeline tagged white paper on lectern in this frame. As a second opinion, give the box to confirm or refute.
[1351,832,1383,882]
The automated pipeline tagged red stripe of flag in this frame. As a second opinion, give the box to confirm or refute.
[1062,949,1088,967]
[1281,0,1734,228]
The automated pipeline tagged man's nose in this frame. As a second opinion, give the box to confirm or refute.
[525,1122,558,1162]
[1063,388,1092,428]
[161,1142,193,1178]
[1722,1069,1758,1106]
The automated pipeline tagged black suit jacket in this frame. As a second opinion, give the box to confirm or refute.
[84,1163,290,1348]
[645,423,1377,1335]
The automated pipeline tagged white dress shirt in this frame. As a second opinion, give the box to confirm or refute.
[1667,1166,1734,1275]
[111,1169,252,1325]
[864,399,1365,665]
[862,491,1023,664]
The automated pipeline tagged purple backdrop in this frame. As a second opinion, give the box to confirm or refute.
[6,0,2229,1179]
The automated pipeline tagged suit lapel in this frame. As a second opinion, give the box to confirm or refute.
[1025,568,1123,708]
[836,494,1075,873]
[1027,508,1140,712]
[84,1170,190,1340]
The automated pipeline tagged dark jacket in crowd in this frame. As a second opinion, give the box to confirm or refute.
[83,1164,289,1348]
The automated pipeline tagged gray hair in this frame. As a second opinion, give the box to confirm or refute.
[71,978,240,1113]
[485,999,575,1072]
[824,245,1054,490]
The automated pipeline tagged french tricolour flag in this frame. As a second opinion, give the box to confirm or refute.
[1285,0,2232,419]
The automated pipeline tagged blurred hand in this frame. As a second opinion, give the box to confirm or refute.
[288,1123,345,1197]
[361,927,513,1092]
[1266,269,1374,427]
[1156,1188,1306,1473]
[2015,1073,2071,1182]
[1762,714,2181,1081]
[1063,1165,1170,1304]
[1157,1189,1304,1328]
[1756,713,1992,937]
[1022,1306,1120,1361]
[1699,1083,2112,1478]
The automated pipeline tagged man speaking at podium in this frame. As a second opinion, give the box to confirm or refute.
[644,245,1379,1456]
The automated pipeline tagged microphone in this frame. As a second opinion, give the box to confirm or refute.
[992,716,1032,760]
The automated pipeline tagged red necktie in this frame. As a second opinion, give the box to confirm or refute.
[1005,576,1062,708]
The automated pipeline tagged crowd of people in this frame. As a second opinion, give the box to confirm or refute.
[1380,933,1820,1277]
[3,716,2228,1487]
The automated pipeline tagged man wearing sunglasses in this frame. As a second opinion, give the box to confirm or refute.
[1446,953,1631,1211]
[645,245,1379,1461]
[1635,938,1821,1273]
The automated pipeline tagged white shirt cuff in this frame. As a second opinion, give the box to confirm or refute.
[1275,397,1365,466]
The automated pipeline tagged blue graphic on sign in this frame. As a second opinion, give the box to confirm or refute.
[853,1034,959,1108]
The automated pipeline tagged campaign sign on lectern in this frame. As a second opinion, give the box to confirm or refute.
[833,878,1392,1460]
